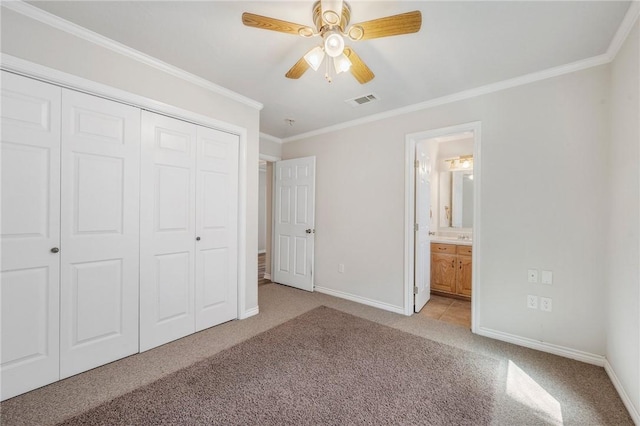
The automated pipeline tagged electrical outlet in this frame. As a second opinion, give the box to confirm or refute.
[540,297,553,312]
[528,269,538,283]
[338,263,345,273]
[541,270,553,285]
[527,295,538,309]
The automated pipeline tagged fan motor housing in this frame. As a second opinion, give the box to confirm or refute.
[312,1,351,33]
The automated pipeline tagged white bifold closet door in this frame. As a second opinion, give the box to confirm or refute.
[194,126,238,331]
[1,72,62,401]
[140,112,197,351]
[59,89,141,378]
[140,111,238,352]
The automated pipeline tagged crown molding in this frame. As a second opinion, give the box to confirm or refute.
[282,2,638,144]
[2,0,264,111]
[606,1,640,60]
[259,132,283,144]
[1,53,249,137]
[282,53,610,143]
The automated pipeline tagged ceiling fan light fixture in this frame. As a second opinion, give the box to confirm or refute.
[324,31,345,57]
[321,0,343,25]
[333,53,352,74]
[347,25,364,41]
[298,27,315,37]
[304,46,325,71]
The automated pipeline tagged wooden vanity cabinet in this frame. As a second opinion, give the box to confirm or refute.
[431,244,457,293]
[431,243,472,298]
[456,245,472,297]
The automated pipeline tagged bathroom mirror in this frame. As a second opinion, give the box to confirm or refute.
[439,170,474,228]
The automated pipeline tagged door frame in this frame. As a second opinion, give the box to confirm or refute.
[1,54,254,320]
[259,153,281,282]
[404,121,482,333]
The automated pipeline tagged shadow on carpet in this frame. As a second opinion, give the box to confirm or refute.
[59,306,500,425]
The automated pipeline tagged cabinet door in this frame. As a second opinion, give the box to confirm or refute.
[1,72,61,400]
[430,253,456,293]
[140,111,197,352]
[195,126,239,331]
[59,90,141,378]
[457,255,473,297]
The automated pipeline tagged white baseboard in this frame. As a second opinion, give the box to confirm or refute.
[604,360,640,424]
[476,327,605,366]
[240,306,259,319]
[314,285,405,315]
[263,273,271,280]
[258,249,266,254]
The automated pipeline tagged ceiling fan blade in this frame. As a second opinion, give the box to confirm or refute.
[347,11,422,41]
[344,47,374,84]
[285,54,311,79]
[242,12,315,37]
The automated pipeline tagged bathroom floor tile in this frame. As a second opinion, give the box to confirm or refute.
[419,294,471,328]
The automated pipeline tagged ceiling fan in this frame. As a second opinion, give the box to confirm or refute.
[242,0,422,84]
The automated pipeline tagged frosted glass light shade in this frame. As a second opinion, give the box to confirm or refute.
[304,46,325,71]
[324,32,345,57]
[333,53,352,74]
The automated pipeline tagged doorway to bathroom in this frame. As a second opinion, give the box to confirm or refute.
[405,122,481,332]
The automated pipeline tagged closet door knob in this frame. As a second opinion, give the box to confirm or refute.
[51,247,60,253]
[196,237,201,241]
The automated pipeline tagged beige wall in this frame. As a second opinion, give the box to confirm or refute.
[259,136,282,158]
[1,8,261,313]
[284,64,611,355]
[607,20,639,416]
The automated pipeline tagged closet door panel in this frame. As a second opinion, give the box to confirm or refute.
[59,89,140,378]
[140,111,196,352]
[195,127,239,331]
[0,72,61,401]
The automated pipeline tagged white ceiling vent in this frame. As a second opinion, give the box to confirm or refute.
[345,93,380,107]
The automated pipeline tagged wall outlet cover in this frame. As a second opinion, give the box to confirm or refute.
[541,270,553,285]
[540,297,553,312]
[528,269,538,283]
[527,295,538,309]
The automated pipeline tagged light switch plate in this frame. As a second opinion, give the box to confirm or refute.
[540,297,553,312]
[528,269,538,283]
[541,270,553,285]
[338,263,345,273]
[527,295,538,309]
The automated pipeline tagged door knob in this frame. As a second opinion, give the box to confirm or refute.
[305,229,315,234]
[196,236,201,241]
[51,247,60,253]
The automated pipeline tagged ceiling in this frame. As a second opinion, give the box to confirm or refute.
[27,1,631,139]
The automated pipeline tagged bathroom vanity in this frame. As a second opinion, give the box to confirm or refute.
[430,242,472,299]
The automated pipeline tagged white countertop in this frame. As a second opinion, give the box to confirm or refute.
[430,237,473,246]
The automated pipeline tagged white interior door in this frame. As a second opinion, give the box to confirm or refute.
[0,72,61,400]
[194,126,238,331]
[414,142,431,312]
[273,157,315,292]
[59,89,141,378]
[140,111,196,352]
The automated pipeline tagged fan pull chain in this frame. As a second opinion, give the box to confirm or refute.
[325,56,333,83]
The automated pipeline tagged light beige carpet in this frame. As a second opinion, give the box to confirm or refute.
[58,306,500,425]
[1,283,634,425]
